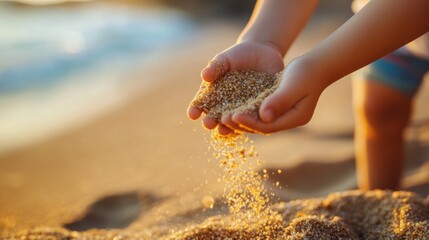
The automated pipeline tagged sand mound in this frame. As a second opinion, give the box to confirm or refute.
[279,190,429,239]
[168,190,429,239]
[4,190,428,239]
[190,70,281,120]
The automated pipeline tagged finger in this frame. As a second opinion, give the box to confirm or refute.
[259,73,300,123]
[201,55,230,83]
[221,114,256,133]
[231,114,270,134]
[203,116,219,130]
[187,106,203,120]
[217,124,234,135]
[233,98,310,134]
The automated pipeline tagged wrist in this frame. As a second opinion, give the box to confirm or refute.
[293,54,333,91]
[237,38,285,56]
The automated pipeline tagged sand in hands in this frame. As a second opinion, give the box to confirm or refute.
[190,70,282,120]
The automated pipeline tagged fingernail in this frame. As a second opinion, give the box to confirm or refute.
[204,61,216,71]
[262,109,274,122]
[201,64,214,81]
[201,66,209,75]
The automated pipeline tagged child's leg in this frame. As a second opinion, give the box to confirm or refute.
[352,48,429,190]
[353,79,411,190]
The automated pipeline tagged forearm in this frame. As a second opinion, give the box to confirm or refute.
[238,0,319,56]
[304,0,429,87]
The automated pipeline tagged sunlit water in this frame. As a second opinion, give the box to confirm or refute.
[0,3,197,154]
[0,3,196,92]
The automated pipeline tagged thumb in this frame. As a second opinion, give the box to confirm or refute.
[259,72,299,123]
[200,54,230,83]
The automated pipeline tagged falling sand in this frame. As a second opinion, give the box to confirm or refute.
[3,71,429,239]
[189,70,285,238]
[201,131,284,239]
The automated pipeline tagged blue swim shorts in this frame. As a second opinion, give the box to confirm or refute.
[357,47,429,96]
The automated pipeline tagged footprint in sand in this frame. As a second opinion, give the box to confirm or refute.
[64,191,163,231]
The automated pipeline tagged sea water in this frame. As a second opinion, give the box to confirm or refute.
[0,2,196,153]
[0,3,196,92]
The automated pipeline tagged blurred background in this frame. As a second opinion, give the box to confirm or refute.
[1,0,429,233]
[0,0,356,154]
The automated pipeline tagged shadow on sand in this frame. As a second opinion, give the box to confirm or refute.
[64,191,163,231]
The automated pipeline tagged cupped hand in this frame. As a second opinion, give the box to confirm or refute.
[221,57,326,134]
[187,40,284,134]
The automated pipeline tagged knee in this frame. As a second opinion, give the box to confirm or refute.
[355,97,410,136]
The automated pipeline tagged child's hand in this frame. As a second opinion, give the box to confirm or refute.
[222,58,326,134]
[187,41,284,134]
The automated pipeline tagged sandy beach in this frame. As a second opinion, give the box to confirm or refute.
[1,2,429,238]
